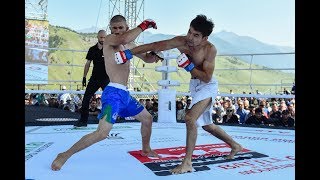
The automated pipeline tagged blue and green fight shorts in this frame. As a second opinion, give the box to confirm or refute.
[97,82,144,124]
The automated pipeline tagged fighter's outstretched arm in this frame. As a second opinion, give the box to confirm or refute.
[105,19,157,46]
[131,36,185,54]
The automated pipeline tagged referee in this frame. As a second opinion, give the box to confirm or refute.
[74,30,110,128]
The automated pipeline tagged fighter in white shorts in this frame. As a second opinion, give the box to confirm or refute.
[115,14,243,175]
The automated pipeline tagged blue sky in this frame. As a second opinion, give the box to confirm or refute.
[47,0,295,47]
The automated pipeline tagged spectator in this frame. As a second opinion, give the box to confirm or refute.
[259,100,269,118]
[176,101,186,121]
[212,106,223,124]
[145,99,153,111]
[245,108,269,125]
[48,97,59,108]
[96,97,102,110]
[148,102,158,121]
[287,102,295,119]
[36,93,48,106]
[138,99,146,107]
[72,92,83,112]
[271,110,294,127]
[235,100,248,124]
[63,99,75,112]
[58,85,72,106]
[268,103,281,119]
[220,101,228,117]
[243,99,250,110]
[244,105,255,122]
[279,101,287,112]
[88,100,101,116]
[222,108,239,124]
[185,98,192,109]
[224,97,236,111]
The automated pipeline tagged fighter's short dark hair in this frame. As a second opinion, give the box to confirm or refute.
[110,15,126,23]
[190,14,214,37]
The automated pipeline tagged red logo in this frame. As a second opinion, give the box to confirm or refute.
[128,143,268,176]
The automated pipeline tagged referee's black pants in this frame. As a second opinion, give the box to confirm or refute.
[78,78,109,124]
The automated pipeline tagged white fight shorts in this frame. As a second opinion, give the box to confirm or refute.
[188,77,218,127]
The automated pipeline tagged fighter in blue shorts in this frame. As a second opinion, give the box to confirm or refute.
[51,15,163,171]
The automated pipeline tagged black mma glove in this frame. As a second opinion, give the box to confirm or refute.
[82,77,86,87]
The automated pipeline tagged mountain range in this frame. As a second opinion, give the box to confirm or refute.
[77,27,295,70]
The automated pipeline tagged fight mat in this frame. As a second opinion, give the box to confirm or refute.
[25,123,295,180]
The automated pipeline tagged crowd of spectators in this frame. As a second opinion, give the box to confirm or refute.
[25,88,295,128]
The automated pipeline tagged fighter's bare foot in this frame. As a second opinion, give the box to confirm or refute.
[225,143,243,159]
[51,152,70,171]
[141,150,160,158]
[170,162,193,174]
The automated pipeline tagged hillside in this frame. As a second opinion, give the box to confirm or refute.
[27,25,294,94]
[46,25,95,89]
[132,54,294,94]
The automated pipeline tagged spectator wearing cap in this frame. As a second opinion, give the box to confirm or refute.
[245,108,269,125]
[244,105,255,123]
[270,110,294,127]
[58,85,72,107]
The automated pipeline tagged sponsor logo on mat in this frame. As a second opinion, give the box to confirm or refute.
[52,125,133,132]
[25,142,54,161]
[129,143,294,176]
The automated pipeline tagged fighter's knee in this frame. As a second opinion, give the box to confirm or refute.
[146,114,153,124]
[147,113,153,121]
[184,115,197,127]
[184,114,192,123]
[139,113,153,125]
[95,129,109,140]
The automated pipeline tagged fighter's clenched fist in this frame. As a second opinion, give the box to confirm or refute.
[138,19,157,31]
[176,53,195,72]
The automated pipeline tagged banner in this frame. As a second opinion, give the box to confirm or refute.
[25,19,49,84]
